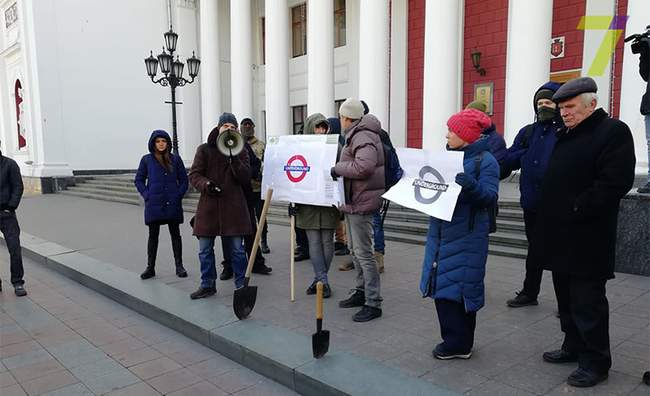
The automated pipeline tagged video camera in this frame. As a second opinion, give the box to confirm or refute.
[624,25,650,54]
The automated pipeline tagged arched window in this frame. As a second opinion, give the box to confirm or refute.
[14,79,26,149]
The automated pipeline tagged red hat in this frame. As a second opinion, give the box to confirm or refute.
[446,109,492,144]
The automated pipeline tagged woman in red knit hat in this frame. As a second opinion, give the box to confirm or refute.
[419,108,500,360]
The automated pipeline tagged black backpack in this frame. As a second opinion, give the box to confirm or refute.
[379,129,404,190]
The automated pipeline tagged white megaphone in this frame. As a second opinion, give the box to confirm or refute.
[216,129,244,157]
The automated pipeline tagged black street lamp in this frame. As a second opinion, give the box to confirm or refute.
[145,27,200,155]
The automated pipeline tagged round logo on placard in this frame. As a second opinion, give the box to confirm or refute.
[413,166,448,204]
[284,155,311,183]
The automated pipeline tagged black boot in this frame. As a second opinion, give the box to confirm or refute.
[220,260,233,280]
[175,264,188,278]
[339,289,365,308]
[140,266,155,280]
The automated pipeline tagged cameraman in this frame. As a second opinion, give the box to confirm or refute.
[630,26,650,193]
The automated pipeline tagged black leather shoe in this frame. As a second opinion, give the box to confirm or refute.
[339,290,365,308]
[306,282,317,295]
[294,251,310,262]
[220,267,233,280]
[140,267,155,280]
[543,349,578,364]
[335,246,350,256]
[14,285,27,297]
[190,287,216,300]
[352,305,382,322]
[567,367,608,387]
[506,292,538,308]
[252,264,272,275]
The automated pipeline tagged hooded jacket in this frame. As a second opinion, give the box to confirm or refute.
[0,148,24,212]
[295,113,340,230]
[500,81,564,211]
[188,127,252,237]
[134,130,188,225]
[419,137,499,312]
[333,114,386,214]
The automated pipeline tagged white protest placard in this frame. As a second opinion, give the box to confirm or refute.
[382,148,464,221]
[262,135,344,207]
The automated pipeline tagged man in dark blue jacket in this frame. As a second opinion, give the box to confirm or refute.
[0,140,27,296]
[500,81,563,308]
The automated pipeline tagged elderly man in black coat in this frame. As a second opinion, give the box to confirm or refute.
[531,77,636,388]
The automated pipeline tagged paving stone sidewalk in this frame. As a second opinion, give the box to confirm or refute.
[0,250,298,396]
[7,194,650,395]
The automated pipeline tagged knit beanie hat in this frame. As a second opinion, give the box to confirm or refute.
[338,98,364,120]
[534,89,555,104]
[446,109,492,144]
[217,112,238,129]
[465,100,488,113]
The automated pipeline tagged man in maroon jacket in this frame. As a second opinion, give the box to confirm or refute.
[331,99,386,322]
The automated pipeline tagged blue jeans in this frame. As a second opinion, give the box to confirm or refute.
[199,236,247,288]
[646,115,650,183]
[372,211,385,254]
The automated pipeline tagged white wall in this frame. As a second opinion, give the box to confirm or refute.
[619,0,649,174]
[29,0,201,171]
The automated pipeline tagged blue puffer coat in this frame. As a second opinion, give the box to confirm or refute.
[500,81,564,211]
[134,130,189,225]
[419,137,499,312]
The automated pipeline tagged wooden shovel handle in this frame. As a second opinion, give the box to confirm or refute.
[245,189,273,278]
[316,281,324,320]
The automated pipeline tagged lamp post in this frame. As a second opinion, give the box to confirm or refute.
[145,28,201,155]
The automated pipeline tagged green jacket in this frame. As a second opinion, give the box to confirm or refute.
[295,113,340,230]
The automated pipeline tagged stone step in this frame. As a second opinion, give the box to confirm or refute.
[59,190,140,206]
[72,182,138,194]
[67,186,141,200]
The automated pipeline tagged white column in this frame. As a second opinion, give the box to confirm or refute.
[422,0,463,151]
[230,0,253,120]
[199,0,221,141]
[619,0,650,174]
[504,0,553,144]
[389,0,408,146]
[358,0,389,127]
[265,0,291,136]
[307,0,334,117]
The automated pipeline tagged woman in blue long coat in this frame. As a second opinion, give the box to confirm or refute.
[135,130,189,280]
[420,109,499,360]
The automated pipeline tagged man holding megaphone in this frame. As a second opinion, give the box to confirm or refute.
[188,112,252,299]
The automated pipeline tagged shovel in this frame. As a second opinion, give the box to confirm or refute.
[311,282,330,358]
[233,188,273,320]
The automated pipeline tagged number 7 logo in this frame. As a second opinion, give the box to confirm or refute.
[577,15,629,76]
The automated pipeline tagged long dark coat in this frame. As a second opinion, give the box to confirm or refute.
[134,130,188,225]
[531,109,636,280]
[188,128,252,237]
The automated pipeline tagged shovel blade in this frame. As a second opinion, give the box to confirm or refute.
[233,285,258,320]
[312,330,330,359]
